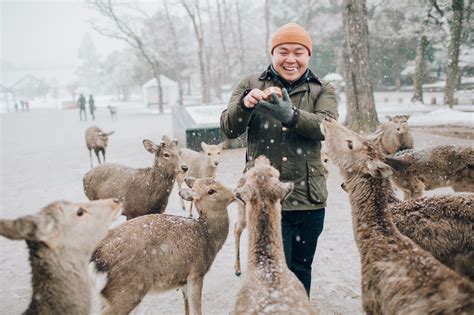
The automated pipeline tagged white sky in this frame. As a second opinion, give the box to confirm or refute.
[1,0,128,70]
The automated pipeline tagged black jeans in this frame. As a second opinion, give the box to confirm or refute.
[282,209,325,296]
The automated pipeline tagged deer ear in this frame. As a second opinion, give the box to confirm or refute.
[184,177,196,188]
[275,182,295,202]
[384,156,410,171]
[106,131,115,136]
[179,188,196,201]
[0,214,55,242]
[255,155,270,167]
[201,142,208,151]
[143,139,159,153]
[366,160,393,178]
[234,185,252,204]
[218,142,226,150]
[385,115,392,122]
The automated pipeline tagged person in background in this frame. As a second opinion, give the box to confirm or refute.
[78,93,87,121]
[220,22,338,296]
[89,94,96,120]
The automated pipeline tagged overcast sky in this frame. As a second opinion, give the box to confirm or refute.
[1,0,127,71]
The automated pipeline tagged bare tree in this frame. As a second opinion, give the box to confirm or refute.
[264,0,272,63]
[181,0,211,104]
[411,3,434,103]
[235,2,247,76]
[342,0,378,132]
[444,0,465,107]
[164,0,184,105]
[216,0,231,83]
[88,0,165,113]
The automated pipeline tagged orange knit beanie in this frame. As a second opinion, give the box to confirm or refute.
[270,23,312,56]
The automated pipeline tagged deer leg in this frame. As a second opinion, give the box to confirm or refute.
[89,150,93,168]
[100,289,145,315]
[181,285,190,315]
[187,276,203,315]
[102,149,106,163]
[187,201,194,218]
[177,177,186,211]
[95,149,101,164]
[234,203,247,276]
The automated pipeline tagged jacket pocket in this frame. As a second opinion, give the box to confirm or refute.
[306,162,328,204]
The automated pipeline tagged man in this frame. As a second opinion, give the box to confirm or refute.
[220,22,338,296]
[88,94,96,120]
[78,93,87,121]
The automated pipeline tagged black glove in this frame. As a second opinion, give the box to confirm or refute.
[255,88,297,126]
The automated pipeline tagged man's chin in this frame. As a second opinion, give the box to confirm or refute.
[281,73,299,82]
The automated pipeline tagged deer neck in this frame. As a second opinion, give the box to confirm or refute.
[344,173,398,256]
[198,207,230,254]
[148,161,176,184]
[247,199,286,268]
[26,241,92,314]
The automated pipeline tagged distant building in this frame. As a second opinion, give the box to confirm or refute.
[142,75,178,107]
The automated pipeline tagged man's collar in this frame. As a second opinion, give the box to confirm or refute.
[258,65,322,86]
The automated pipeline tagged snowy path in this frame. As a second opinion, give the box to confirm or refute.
[1,108,472,314]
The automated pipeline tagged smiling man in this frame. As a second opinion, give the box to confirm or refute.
[220,22,338,297]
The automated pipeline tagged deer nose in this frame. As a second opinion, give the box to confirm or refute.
[214,161,219,166]
[181,165,188,172]
[396,128,400,132]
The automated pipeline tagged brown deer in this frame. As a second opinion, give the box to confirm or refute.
[321,117,474,314]
[385,145,474,199]
[89,177,236,315]
[0,199,122,315]
[83,135,188,220]
[85,126,114,168]
[177,141,224,217]
[234,156,316,314]
[369,115,414,155]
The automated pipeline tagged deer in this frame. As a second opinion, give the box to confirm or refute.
[0,199,122,315]
[321,117,474,314]
[234,156,316,314]
[89,177,236,315]
[85,126,114,168]
[83,135,188,220]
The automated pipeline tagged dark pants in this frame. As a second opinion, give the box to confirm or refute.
[282,209,325,296]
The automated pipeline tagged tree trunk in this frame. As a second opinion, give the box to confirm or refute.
[412,34,428,103]
[153,65,164,113]
[412,2,434,104]
[164,0,184,105]
[264,0,272,63]
[217,0,230,83]
[182,0,211,104]
[444,0,464,108]
[235,2,246,76]
[342,0,378,133]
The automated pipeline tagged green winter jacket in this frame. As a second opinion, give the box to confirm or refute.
[220,67,338,211]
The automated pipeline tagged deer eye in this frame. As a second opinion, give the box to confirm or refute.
[346,140,353,150]
[164,152,170,158]
[208,153,211,156]
[208,189,216,195]
[77,208,85,216]
[217,152,220,155]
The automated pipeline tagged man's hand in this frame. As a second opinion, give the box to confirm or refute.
[255,88,296,126]
[243,89,266,108]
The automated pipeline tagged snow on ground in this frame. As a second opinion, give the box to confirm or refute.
[0,106,473,314]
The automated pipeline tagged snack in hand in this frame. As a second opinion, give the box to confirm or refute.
[262,86,283,101]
